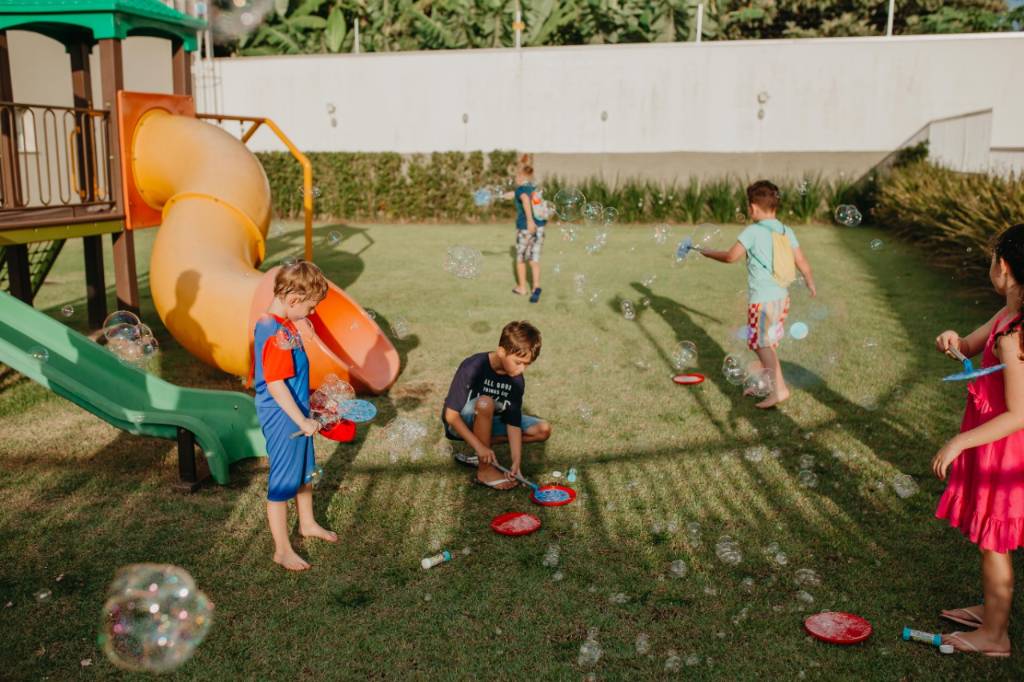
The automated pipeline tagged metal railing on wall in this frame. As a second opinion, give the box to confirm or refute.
[0,102,115,214]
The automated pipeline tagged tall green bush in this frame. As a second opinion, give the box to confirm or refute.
[872,161,1024,280]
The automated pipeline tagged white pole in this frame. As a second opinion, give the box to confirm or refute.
[354,18,360,53]
[886,0,895,36]
[696,3,704,44]
[514,0,522,49]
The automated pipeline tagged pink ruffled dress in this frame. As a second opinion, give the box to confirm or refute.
[936,313,1024,553]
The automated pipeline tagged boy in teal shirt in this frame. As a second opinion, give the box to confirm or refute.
[699,180,817,409]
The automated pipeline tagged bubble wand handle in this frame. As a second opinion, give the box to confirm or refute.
[946,345,971,370]
[490,461,539,492]
[289,413,330,439]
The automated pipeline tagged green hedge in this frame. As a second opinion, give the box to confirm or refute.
[872,161,1024,281]
[259,150,856,225]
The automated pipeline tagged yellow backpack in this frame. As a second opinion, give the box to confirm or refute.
[764,223,796,287]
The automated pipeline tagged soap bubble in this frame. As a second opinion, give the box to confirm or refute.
[554,188,585,222]
[869,238,883,251]
[694,223,723,250]
[103,311,141,337]
[389,316,411,340]
[472,187,494,207]
[891,473,918,499]
[34,588,53,602]
[608,592,629,604]
[743,368,774,398]
[789,322,809,340]
[326,231,342,246]
[672,341,698,370]
[669,559,688,577]
[834,204,862,227]
[798,469,818,488]
[794,568,822,588]
[665,650,682,672]
[641,273,657,287]
[722,355,746,385]
[635,632,650,655]
[98,564,212,673]
[573,273,587,296]
[795,590,815,606]
[653,225,670,244]
[444,245,483,279]
[319,374,355,404]
[210,0,273,43]
[558,223,579,242]
[582,202,603,222]
[779,278,847,389]
[620,300,636,321]
[542,544,560,568]
[29,346,49,362]
[715,535,743,565]
[274,326,300,350]
[602,207,619,225]
[61,304,74,318]
[577,628,602,667]
[281,256,298,267]
[382,417,427,461]
[295,184,322,200]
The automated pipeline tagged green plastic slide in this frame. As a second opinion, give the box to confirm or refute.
[0,292,265,484]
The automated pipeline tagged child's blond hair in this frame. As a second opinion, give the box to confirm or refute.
[274,261,328,302]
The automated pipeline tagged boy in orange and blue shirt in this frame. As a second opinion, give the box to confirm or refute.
[253,261,338,571]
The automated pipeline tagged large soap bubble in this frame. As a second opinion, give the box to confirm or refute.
[210,0,274,44]
[444,245,483,279]
[553,188,585,222]
[834,204,863,227]
[743,368,774,398]
[98,564,213,673]
[671,341,698,370]
[778,277,847,389]
[722,355,747,385]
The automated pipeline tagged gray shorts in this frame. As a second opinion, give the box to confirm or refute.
[516,228,544,262]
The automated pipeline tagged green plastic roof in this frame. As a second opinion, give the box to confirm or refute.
[0,0,206,52]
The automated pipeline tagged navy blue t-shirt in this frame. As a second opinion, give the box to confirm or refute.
[514,183,547,231]
[442,352,525,427]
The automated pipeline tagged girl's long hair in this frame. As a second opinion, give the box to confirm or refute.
[993,224,1024,358]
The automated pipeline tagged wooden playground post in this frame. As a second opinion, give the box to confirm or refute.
[100,38,140,315]
[70,38,108,328]
[171,38,192,97]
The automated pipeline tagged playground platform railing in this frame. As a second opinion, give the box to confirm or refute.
[0,102,117,228]
[196,113,314,262]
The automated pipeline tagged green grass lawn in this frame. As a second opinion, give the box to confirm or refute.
[2,219,1020,680]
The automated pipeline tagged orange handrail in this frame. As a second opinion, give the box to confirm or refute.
[196,113,314,261]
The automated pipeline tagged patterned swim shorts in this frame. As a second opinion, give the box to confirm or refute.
[747,297,789,350]
[516,228,544,262]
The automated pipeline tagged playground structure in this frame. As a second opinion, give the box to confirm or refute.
[0,1,399,488]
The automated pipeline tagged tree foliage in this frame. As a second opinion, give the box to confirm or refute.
[228,0,1022,56]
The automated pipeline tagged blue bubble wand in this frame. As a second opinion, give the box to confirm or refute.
[943,346,1005,382]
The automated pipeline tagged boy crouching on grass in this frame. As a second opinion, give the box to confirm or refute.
[442,320,552,489]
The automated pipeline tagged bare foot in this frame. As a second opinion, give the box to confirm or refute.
[941,605,984,627]
[943,629,1011,656]
[512,287,528,296]
[755,389,790,410]
[273,550,311,571]
[743,387,757,397]
[300,524,339,543]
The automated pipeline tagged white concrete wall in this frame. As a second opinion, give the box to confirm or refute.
[214,33,1024,159]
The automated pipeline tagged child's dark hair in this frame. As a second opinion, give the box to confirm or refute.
[746,180,780,212]
[993,224,1024,358]
[499,320,542,360]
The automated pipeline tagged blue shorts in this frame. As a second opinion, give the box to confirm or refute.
[444,397,542,440]
[259,405,316,502]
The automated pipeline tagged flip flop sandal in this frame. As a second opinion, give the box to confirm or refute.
[940,608,984,629]
[529,288,542,303]
[471,475,518,490]
[453,451,479,467]
[946,632,1011,658]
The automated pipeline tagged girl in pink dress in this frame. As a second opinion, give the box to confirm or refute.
[933,223,1024,657]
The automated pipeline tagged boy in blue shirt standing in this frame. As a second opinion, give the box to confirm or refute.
[699,180,817,409]
[253,261,338,571]
[510,155,547,303]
